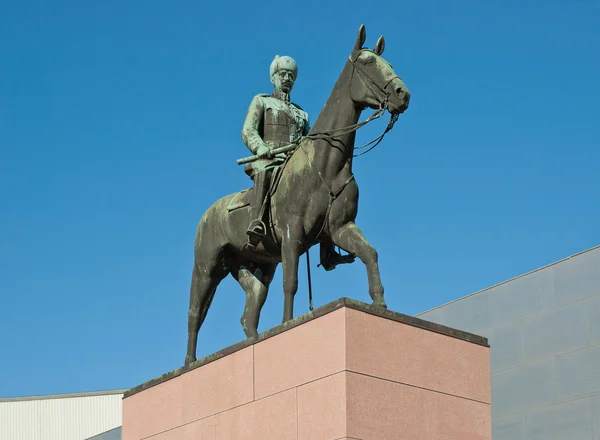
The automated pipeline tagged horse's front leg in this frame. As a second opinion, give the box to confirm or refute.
[331,222,386,308]
[281,225,304,323]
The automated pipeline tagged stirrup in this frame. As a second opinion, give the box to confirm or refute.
[246,219,267,246]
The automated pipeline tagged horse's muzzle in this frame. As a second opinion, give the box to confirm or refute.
[387,79,410,114]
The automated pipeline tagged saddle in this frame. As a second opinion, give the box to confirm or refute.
[227,160,287,217]
[243,163,254,178]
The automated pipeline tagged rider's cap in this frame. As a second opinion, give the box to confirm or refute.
[270,55,298,78]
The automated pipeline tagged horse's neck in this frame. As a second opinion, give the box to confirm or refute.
[309,62,361,178]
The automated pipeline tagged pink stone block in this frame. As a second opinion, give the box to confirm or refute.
[146,416,216,440]
[346,307,491,403]
[346,372,491,440]
[254,308,346,399]
[214,389,297,439]
[180,347,254,424]
[122,379,183,440]
[297,372,347,440]
[123,347,253,439]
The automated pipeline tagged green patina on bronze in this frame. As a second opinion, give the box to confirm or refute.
[185,25,411,365]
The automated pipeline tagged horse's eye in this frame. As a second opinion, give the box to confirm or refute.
[364,57,376,65]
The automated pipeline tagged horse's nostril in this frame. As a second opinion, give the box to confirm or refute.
[396,87,403,95]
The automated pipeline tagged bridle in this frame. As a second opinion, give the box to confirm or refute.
[301,49,401,157]
[348,49,398,114]
[347,49,402,156]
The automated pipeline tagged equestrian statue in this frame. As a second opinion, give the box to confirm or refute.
[185,24,411,365]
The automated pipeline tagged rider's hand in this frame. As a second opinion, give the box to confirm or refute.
[256,145,270,157]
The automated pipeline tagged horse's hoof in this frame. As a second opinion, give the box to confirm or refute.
[372,299,387,309]
[184,355,196,365]
[241,317,259,339]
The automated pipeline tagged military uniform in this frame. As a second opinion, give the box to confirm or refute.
[242,91,309,177]
[241,88,310,246]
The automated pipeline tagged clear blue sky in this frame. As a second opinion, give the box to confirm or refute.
[1,0,599,398]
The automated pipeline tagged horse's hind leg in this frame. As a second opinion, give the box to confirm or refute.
[231,261,277,338]
[185,251,228,365]
[281,227,304,323]
[331,222,386,308]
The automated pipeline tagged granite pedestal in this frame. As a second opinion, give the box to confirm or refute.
[122,298,491,440]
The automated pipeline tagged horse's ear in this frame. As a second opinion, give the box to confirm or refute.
[353,24,367,52]
[374,35,385,55]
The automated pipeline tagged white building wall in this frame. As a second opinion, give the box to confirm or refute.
[0,390,125,440]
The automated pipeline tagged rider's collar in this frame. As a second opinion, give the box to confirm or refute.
[272,90,290,102]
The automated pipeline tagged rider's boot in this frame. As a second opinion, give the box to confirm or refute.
[247,171,269,248]
[319,242,356,271]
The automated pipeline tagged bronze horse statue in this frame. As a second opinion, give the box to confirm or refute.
[185,24,410,364]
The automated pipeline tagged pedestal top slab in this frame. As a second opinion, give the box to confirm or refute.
[124,297,488,399]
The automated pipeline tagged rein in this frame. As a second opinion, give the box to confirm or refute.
[247,50,402,311]
[297,50,400,215]
[294,49,401,242]
[304,106,398,158]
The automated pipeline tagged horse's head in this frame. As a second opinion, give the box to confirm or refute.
[348,25,410,115]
